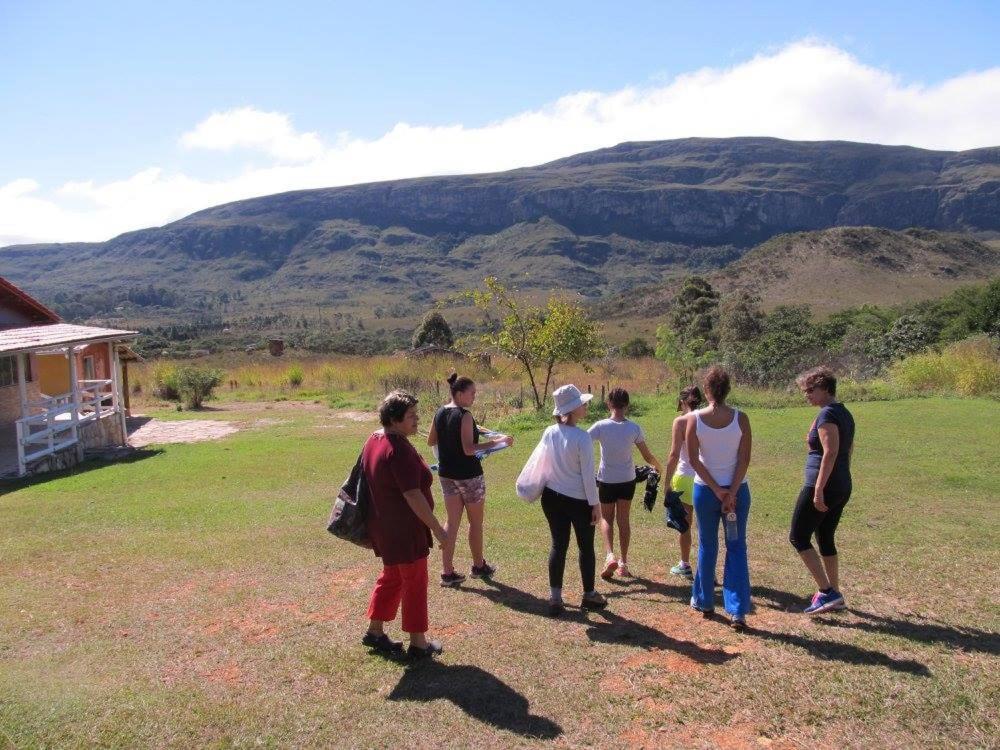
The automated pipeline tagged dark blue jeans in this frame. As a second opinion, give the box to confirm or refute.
[692,482,752,616]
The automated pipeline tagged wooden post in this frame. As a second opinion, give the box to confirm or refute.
[122,362,132,416]
[16,352,28,416]
[68,347,83,461]
[600,384,605,403]
[16,353,28,476]
[110,341,126,443]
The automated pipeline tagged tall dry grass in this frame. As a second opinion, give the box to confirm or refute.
[131,353,674,418]
[890,335,1000,396]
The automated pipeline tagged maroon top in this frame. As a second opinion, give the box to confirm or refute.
[362,430,434,565]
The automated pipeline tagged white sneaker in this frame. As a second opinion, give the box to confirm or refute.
[600,554,618,581]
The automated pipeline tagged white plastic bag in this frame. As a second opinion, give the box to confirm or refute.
[516,432,551,503]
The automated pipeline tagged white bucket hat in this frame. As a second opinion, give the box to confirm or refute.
[552,384,594,416]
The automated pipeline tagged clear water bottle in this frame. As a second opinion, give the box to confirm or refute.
[725,512,738,541]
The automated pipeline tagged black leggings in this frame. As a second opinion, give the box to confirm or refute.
[789,483,851,556]
[541,487,596,592]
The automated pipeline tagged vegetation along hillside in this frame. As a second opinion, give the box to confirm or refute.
[2,137,998,351]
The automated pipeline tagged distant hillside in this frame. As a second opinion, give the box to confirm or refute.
[2,136,999,333]
[598,227,1000,326]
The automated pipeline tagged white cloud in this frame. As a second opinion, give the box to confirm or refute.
[3,40,1000,245]
[179,106,325,162]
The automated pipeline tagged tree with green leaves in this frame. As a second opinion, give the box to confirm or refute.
[717,291,765,355]
[655,276,721,382]
[411,310,455,349]
[668,276,721,354]
[467,277,603,410]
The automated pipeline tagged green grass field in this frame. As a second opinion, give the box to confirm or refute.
[1,397,997,748]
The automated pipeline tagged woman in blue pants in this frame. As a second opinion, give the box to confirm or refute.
[685,365,753,630]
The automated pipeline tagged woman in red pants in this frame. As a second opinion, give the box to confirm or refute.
[362,390,451,660]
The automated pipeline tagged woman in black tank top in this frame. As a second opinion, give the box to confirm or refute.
[427,373,513,586]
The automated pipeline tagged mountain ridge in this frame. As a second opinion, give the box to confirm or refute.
[2,137,999,329]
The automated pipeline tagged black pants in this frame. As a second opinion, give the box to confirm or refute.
[541,487,596,592]
[789,482,851,557]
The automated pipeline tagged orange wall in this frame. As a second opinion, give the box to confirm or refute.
[37,353,70,396]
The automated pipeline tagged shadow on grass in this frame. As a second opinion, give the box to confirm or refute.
[752,585,806,612]
[819,609,1000,656]
[458,577,586,623]
[389,662,562,740]
[125,415,154,432]
[0,448,164,492]
[753,586,997,658]
[602,574,692,603]
[746,624,932,676]
[465,578,736,667]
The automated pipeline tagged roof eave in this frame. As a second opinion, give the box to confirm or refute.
[1,332,140,356]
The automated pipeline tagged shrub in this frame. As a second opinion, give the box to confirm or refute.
[174,366,224,408]
[412,311,455,349]
[619,337,655,358]
[151,361,180,400]
[890,335,1000,396]
[285,365,304,388]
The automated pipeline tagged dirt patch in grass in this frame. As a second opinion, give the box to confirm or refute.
[128,418,241,447]
[621,720,800,750]
[332,410,375,422]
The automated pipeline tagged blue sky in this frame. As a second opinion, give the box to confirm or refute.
[2,0,999,243]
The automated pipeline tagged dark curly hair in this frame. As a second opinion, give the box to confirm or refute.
[796,366,837,396]
[378,390,419,427]
[701,365,731,403]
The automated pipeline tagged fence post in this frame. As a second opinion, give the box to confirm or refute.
[600,384,605,402]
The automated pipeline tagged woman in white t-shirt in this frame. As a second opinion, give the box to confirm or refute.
[588,388,662,579]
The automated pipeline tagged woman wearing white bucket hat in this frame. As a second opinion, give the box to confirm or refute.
[537,384,607,616]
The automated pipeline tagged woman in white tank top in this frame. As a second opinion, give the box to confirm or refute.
[684,366,753,629]
[663,385,705,579]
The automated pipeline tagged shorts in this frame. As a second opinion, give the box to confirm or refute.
[670,474,695,506]
[439,475,487,505]
[598,479,636,503]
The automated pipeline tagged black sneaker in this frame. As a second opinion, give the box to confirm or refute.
[407,640,443,661]
[470,561,497,578]
[440,571,466,587]
[361,631,404,656]
[581,592,608,610]
[547,599,565,617]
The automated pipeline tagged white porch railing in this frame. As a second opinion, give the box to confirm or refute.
[15,378,118,475]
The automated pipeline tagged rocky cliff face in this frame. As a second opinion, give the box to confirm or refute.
[3,137,998,312]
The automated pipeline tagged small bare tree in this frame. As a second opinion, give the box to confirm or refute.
[466,277,603,410]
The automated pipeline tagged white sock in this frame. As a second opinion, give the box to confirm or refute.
[550,586,562,601]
